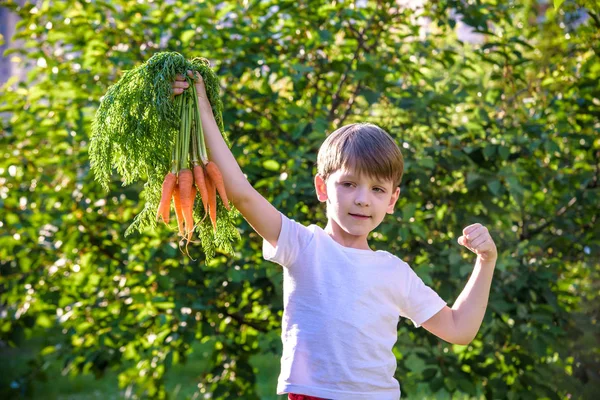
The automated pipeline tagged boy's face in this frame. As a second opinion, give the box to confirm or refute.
[314,167,400,239]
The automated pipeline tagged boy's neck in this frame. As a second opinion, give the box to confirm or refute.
[324,220,373,251]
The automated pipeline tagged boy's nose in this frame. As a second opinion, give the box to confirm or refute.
[354,192,370,206]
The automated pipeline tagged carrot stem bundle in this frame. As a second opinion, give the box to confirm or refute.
[158,77,228,240]
[147,58,233,248]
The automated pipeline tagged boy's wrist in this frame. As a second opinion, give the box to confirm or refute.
[477,254,497,269]
[197,96,211,110]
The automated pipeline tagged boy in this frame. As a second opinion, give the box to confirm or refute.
[173,74,497,399]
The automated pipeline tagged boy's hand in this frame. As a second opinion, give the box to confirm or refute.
[172,74,188,96]
[458,223,497,262]
[172,71,208,103]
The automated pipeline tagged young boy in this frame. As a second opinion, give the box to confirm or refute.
[173,74,497,399]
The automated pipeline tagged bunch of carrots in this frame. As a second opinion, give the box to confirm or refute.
[155,78,229,245]
[90,52,240,259]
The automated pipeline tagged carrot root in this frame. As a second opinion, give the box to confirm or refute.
[186,186,197,243]
[157,172,177,224]
[193,164,209,217]
[205,161,230,211]
[172,184,184,237]
[178,168,195,238]
[205,172,217,231]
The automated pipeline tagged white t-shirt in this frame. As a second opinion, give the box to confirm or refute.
[263,214,447,400]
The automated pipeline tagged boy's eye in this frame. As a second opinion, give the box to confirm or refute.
[341,182,354,187]
[373,187,385,193]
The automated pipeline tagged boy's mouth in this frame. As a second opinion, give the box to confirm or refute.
[349,213,371,219]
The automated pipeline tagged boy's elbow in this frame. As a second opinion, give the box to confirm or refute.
[452,336,474,346]
[451,332,477,346]
[448,309,478,345]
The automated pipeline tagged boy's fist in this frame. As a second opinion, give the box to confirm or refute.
[458,223,497,262]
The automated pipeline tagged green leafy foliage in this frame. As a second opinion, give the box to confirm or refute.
[90,52,184,191]
[0,0,599,399]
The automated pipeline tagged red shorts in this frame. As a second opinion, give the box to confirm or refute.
[288,394,328,400]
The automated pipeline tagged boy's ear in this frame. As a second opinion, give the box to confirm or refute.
[314,174,328,202]
[386,187,401,214]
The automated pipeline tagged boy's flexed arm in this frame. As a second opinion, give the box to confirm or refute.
[422,223,497,345]
[173,73,281,247]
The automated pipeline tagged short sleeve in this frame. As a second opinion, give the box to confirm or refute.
[262,212,315,267]
[398,267,447,328]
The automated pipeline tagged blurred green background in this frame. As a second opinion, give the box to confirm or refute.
[1,0,599,399]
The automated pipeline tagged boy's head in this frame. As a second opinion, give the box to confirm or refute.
[314,123,404,241]
[317,123,404,187]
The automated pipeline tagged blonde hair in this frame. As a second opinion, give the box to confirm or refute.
[317,123,404,187]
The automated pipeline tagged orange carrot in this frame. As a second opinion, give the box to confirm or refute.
[172,184,184,237]
[204,161,230,211]
[156,172,177,224]
[186,186,197,243]
[178,168,194,238]
[193,164,209,217]
[205,172,217,231]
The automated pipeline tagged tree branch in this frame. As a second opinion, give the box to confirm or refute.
[522,179,597,240]
[221,309,270,332]
[337,81,363,126]
[326,12,380,123]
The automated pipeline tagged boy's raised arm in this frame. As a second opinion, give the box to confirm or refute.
[173,73,282,248]
[422,223,497,345]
